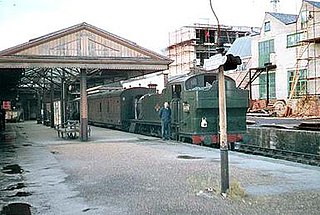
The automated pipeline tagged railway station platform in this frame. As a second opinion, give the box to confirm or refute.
[1,121,320,214]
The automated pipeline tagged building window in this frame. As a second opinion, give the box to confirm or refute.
[287,32,304,47]
[196,29,216,44]
[207,30,215,43]
[259,72,276,99]
[196,29,201,44]
[264,21,271,32]
[196,51,209,67]
[239,61,248,71]
[196,29,206,44]
[287,69,307,98]
[258,39,275,67]
[300,10,309,28]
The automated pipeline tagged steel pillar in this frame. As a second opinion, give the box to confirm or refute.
[50,70,55,128]
[37,91,42,124]
[80,69,88,141]
[60,71,66,125]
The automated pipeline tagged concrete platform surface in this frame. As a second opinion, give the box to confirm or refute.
[1,121,320,215]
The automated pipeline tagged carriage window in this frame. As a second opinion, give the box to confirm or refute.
[172,84,181,98]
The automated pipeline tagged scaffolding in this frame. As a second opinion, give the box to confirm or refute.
[290,2,320,99]
[167,27,195,76]
[167,24,256,78]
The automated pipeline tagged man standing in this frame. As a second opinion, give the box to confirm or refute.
[159,102,171,140]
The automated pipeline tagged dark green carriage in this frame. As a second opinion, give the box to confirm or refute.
[88,87,155,130]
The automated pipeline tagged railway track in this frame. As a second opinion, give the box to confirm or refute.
[234,143,320,167]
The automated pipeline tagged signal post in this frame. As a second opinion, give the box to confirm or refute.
[218,64,229,194]
[205,53,241,194]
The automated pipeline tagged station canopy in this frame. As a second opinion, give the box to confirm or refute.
[0,22,172,95]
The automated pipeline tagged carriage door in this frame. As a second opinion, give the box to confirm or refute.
[134,96,140,119]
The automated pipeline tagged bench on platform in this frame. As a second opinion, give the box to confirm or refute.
[55,120,79,139]
[55,120,91,139]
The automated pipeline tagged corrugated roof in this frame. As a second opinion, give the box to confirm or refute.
[306,0,320,8]
[227,36,251,58]
[268,12,298,25]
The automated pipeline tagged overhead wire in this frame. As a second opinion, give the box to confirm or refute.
[209,0,221,47]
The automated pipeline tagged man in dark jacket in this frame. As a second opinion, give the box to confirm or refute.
[159,102,171,140]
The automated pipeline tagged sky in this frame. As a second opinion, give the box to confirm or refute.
[0,0,303,54]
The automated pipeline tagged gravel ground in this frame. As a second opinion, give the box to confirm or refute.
[51,142,320,215]
[1,121,320,214]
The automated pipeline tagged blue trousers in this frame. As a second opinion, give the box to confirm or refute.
[161,121,171,140]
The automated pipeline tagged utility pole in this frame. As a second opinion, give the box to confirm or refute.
[209,0,229,194]
[218,64,229,194]
[209,0,242,195]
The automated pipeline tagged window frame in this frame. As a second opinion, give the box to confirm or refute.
[287,69,308,98]
[258,39,275,67]
[259,72,276,99]
[264,21,271,32]
[287,32,304,48]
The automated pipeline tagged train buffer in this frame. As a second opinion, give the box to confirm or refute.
[55,120,89,139]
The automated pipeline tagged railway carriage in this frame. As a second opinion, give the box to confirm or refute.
[88,87,155,130]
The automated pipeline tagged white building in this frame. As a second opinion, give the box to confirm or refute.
[229,0,320,107]
[121,71,167,93]
[123,0,320,105]
[251,11,298,101]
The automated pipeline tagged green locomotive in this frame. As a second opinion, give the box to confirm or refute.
[132,72,249,146]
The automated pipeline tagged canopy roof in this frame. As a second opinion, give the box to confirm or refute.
[0,23,172,96]
[0,22,172,70]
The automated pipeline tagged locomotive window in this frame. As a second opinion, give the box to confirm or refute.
[172,84,181,98]
[186,75,217,90]
[186,77,198,90]
[204,75,216,86]
[99,102,102,112]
